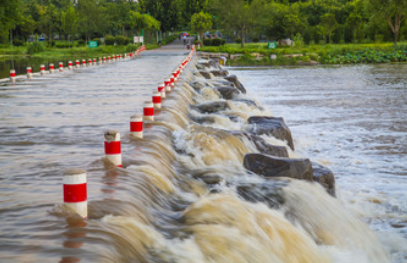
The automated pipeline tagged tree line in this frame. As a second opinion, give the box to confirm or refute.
[1,0,406,47]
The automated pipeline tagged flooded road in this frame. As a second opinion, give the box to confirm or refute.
[1,50,405,263]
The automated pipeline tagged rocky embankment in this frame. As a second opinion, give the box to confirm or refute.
[189,56,336,200]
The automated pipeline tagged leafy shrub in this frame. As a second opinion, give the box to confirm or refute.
[253,37,259,43]
[125,44,138,52]
[13,40,24,46]
[212,38,222,46]
[77,39,85,46]
[27,42,45,54]
[55,42,71,48]
[92,38,101,46]
[104,35,115,45]
[220,39,226,45]
[47,41,56,47]
[235,38,242,44]
[203,39,212,46]
[115,35,128,45]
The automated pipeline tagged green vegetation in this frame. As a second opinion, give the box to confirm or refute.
[199,42,407,66]
[191,12,213,44]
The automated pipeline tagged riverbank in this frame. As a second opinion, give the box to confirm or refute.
[198,42,407,66]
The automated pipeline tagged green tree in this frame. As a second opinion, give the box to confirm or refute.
[61,3,78,47]
[318,13,338,43]
[190,12,212,42]
[37,3,59,44]
[212,0,263,47]
[0,0,22,43]
[346,13,362,43]
[368,0,407,45]
[77,0,107,43]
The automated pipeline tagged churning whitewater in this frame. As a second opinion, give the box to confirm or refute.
[0,52,393,263]
[76,57,389,262]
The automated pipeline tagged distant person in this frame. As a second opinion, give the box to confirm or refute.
[183,35,187,45]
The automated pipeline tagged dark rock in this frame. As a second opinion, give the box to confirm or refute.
[197,62,210,68]
[198,174,223,184]
[232,99,265,111]
[199,71,212,79]
[312,162,336,197]
[210,70,229,77]
[188,113,216,124]
[247,116,294,150]
[249,135,289,157]
[190,81,207,91]
[236,179,287,209]
[227,131,289,157]
[192,101,229,114]
[243,153,314,181]
[215,86,241,100]
[225,75,247,94]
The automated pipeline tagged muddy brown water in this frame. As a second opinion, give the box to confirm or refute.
[0,52,405,263]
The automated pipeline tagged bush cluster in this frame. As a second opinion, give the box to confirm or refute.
[203,38,226,46]
[13,40,24,46]
[104,35,115,45]
[27,42,45,54]
[77,39,85,46]
[92,38,102,46]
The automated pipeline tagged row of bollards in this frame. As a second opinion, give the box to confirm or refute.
[8,46,147,83]
[64,45,196,219]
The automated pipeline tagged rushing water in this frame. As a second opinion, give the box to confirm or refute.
[231,64,407,263]
[0,51,405,263]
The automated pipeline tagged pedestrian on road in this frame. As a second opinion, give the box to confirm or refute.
[183,35,187,45]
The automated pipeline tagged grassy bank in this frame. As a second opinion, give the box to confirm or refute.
[198,42,407,65]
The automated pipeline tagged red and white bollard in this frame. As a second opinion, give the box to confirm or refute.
[27,67,33,79]
[63,168,88,219]
[119,54,122,59]
[169,75,175,89]
[49,63,55,74]
[82,59,87,67]
[104,130,122,167]
[88,59,92,66]
[40,64,46,75]
[153,91,162,109]
[164,78,172,92]
[158,83,166,99]
[10,69,16,82]
[99,57,102,65]
[112,55,115,61]
[143,101,154,122]
[130,115,143,138]
[59,62,64,72]
[76,60,80,68]
[68,61,73,70]
[108,56,111,63]
[103,57,107,63]
[93,58,97,65]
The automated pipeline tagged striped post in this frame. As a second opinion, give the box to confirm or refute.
[108,56,111,63]
[63,168,87,219]
[99,57,102,65]
[10,69,16,82]
[76,60,80,68]
[104,130,122,167]
[68,61,73,70]
[169,75,175,89]
[112,55,115,62]
[59,62,64,72]
[143,101,154,122]
[153,91,161,109]
[103,57,107,63]
[82,59,86,67]
[40,64,46,75]
[88,59,92,66]
[130,115,143,139]
[93,58,97,65]
[27,67,33,79]
[164,78,172,92]
[49,63,55,74]
[158,83,166,99]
